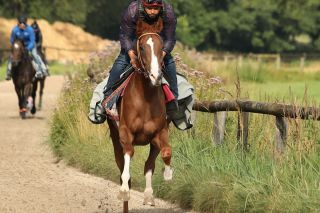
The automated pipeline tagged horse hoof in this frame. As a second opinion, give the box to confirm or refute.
[31,106,36,114]
[163,166,173,181]
[20,109,27,119]
[20,112,26,119]
[143,189,155,206]
[117,189,130,201]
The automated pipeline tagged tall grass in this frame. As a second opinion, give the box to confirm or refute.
[49,46,320,212]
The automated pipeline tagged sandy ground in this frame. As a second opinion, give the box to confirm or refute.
[0,76,191,213]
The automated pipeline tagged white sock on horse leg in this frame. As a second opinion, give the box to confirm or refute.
[144,169,155,205]
[121,153,131,191]
[164,165,173,181]
[145,170,153,192]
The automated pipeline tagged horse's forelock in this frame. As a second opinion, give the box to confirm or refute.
[12,40,24,51]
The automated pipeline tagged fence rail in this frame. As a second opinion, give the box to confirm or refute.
[193,100,320,120]
[0,46,98,63]
[0,46,97,53]
[43,46,98,53]
[192,100,320,152]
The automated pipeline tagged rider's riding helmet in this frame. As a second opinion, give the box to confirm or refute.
[17,14,28,25]
[142,0,163,7]
[31,21,39,32]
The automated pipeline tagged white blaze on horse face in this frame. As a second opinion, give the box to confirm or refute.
[14,43,20,49]
[146,37,160,85]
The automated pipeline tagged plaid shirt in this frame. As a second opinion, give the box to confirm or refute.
[119,1,177,54]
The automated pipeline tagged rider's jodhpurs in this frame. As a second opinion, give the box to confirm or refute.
[105,50,179,99]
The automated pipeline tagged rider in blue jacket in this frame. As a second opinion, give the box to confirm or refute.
[6,15,48,80]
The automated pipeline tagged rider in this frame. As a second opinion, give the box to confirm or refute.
[105,0,179,113]
[31,21,43,53]
[6,15,48,80]
[31,20,49,71]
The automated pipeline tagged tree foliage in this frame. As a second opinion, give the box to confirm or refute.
[1,0,320,52]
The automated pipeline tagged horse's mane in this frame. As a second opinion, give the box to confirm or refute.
[136,17,163,37]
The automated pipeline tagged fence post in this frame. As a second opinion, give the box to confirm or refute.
[257,55,262,68]
[188,111,197,139]
[212,111,227,145]
[237,112,249,150]
[224,55,228,66]
[300,53,306,72]
[276,54,281,70]
[275,116,287,153]
[237,55,243,68]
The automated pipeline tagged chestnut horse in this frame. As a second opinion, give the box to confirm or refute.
[11,39,37,118]
[107,18,173,207]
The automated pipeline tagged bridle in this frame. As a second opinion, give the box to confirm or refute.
[136,32,163,78]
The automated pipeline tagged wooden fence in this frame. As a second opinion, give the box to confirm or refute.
[192,100,320,153]
[188,52,320,72]
[0,46,98,63]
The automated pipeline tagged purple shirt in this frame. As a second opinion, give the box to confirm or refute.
[119,1,177,54]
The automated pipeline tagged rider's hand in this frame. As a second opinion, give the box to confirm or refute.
[130,59,140,70]
[128,49,140,70]
[162,51,166,58]
[128,49,137,59]
[162,51,167,67]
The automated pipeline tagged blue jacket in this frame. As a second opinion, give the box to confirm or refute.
[10,25,35,51]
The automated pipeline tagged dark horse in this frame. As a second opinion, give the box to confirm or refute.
[11,39,44,118]
[107,17,173,209]
[36,46,47,110]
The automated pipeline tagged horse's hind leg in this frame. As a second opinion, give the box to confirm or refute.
[143,143,160,206]
[38,78,45,110]
[155,128,173,181]
[30,81,37,114]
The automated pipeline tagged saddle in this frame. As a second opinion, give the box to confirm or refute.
[88,67,194,130]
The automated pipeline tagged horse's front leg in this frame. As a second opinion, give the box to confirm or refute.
[143,143,160,206]
[25,83,34,113]
[15,87,26,118]
[118,125,134,201]
[15,87,23,110]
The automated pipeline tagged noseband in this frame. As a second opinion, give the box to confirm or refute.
[136,33,163,78]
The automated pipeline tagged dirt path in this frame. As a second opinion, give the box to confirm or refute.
[0,76,190,213]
